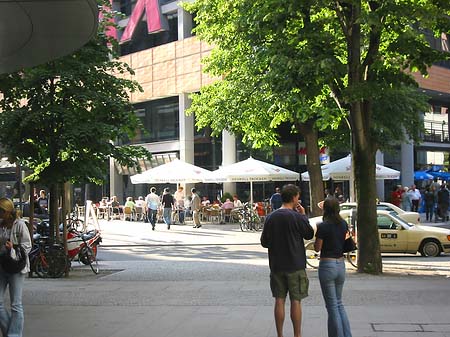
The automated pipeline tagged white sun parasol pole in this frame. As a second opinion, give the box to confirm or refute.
[250,181,254,207]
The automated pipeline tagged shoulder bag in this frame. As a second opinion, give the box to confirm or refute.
[1,223,26,274]
[343,225,357,253]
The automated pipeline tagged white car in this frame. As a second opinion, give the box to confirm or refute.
[340,201,421,225]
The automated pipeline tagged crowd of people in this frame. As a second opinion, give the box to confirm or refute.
[96,187,248,230]
[390,178,449,221]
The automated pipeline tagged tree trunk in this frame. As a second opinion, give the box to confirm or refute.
[344,0,382,274]
[353,144,382,274]
[49,183,59,242]
[28,182,34,238]
[297,121,324,216]
[62,182,69,277]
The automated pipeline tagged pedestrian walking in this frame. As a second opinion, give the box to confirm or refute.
[269,187,282,211]
[410,184,421,212]
[191,188,201,228]
[423,187,435,222]
[400,187,412,211]
[390,185,402,207]
[0,198,32,337]
[260,184,314,337]
[174,186,185,224]
[161,188,174,230]
[145,187,160,230]
[314,197,352,337]
[437,184,449,222]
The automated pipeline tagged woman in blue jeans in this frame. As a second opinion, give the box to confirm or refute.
[314,197,352,337]
[0,198,31,337]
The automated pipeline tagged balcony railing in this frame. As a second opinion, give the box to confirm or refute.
[421,119,449,143]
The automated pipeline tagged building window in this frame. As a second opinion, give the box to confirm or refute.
[194,126,222,171]
[126,97,179,144]
[433,105,442,114]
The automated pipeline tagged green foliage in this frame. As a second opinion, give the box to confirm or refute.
[184,0,347,149]
[0,0,150,185]
[184,0,450,151]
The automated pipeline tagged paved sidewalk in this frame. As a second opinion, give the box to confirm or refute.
[22,219,450,337]
[23,265,450,337]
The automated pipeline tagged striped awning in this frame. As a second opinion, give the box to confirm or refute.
[114,152,178,175]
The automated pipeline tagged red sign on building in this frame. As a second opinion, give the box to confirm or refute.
[120,0,168,43]
[102,0,168,43]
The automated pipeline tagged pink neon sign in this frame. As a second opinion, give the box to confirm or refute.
[120,0,168,43]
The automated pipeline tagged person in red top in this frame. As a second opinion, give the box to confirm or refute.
[390,185,402,207]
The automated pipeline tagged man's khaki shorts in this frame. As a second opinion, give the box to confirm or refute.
[270,269,309,301]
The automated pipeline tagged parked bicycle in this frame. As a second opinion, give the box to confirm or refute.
[29,235,67,278]
[237,202,263,231]
[66,212,85,232]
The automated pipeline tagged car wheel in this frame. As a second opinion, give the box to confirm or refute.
[420,240,441,257]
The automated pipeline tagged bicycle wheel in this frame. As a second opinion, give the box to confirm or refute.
[252,214,263,231]
[239,219,248,231]
[35,248,67,278]
[305,241,320,269]
[238,213,247,231]
[79,246,99,274]
[70,218,84,232]
[346,250,358,268]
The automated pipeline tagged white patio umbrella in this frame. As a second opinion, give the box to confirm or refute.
[301,154,400,201]
[300,155,400,181]
[130,158,214,184]
[207,157,300,205]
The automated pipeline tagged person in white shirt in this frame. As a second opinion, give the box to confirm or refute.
[174,186,185,204]
[135,196,145,208]
[134,196,146,221]
[173,186,186,224]
[410,184,421,212]
[145,187,160,230]
[233,195,243,208]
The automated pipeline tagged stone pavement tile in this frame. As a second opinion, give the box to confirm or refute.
[164,306,267,337]
[423,324,450,333]
[302,306,329,337]
[112,306,194,337]
[25,305,155,337]
[375,333,445,337]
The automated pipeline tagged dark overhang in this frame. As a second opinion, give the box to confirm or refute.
[0,0,98,74]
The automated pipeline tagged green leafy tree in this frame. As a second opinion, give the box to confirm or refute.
[184,2,347,218]
[185,0,449,273]
[0,1,150,238]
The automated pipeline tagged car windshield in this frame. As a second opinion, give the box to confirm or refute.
[340,203,399,215]
[377,205,395,213]
[389,211,412,228]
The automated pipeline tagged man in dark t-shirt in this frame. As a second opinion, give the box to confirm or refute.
[270,187,282,211]
[161,188,174,229]
[260,184,314,337]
